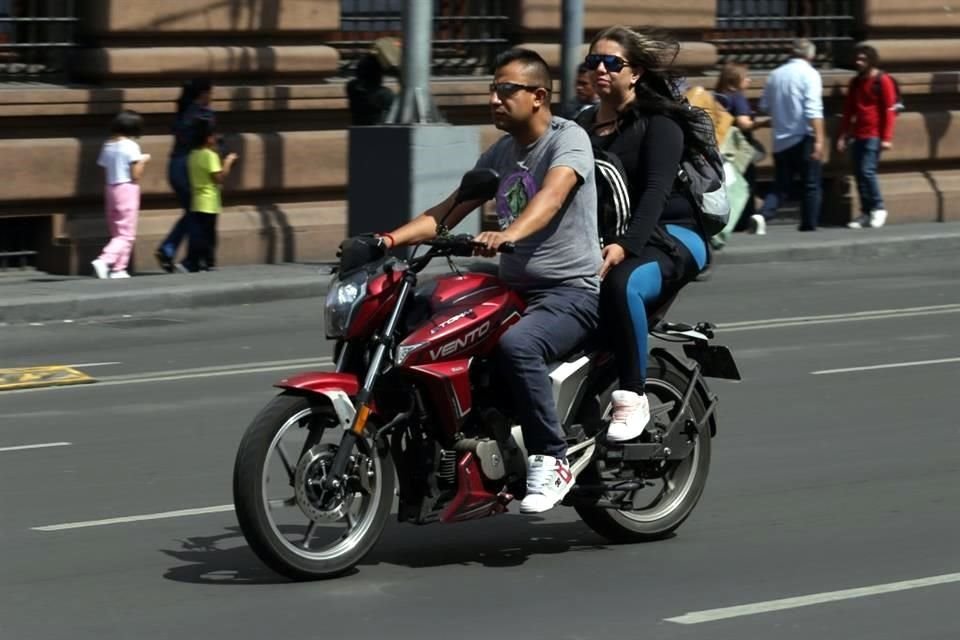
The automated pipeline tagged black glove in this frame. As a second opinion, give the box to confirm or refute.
[337,234,387,274]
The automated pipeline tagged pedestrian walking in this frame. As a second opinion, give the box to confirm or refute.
[838,44,897,229]
[754,39,825,233]
[181,122,238,272]
[715,62,769,223]
[155,78,216,271]
[91,110,150,279]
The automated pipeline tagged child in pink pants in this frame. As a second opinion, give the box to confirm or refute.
[92,110,151,279]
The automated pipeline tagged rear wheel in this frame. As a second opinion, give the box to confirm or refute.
[575,354,711,543]
[233,393,395,580]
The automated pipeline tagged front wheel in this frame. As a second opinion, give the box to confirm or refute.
[575,353,712,543]
[233,392,395,580]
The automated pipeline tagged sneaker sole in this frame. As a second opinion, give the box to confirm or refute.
[519,500,561,514]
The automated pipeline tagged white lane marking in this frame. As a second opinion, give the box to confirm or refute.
[0,442,71,453]
[33,504,234,531]
[66,362,122,368]
[812,356,960,375]
[8,357,336,394]
[665,571,960,624]
[718,303,960,332]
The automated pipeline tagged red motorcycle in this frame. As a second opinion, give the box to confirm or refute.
[232,169,741,580]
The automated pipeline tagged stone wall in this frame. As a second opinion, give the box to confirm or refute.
[2,0,960,274]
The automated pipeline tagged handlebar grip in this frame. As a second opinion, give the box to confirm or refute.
[498,242,516,254]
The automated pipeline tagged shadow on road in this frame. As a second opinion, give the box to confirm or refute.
[160,527,290,586]
[160,517,616,585]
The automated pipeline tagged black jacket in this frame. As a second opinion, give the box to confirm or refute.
[579,107,701,258]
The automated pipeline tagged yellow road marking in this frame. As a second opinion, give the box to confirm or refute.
[0,366,96,391]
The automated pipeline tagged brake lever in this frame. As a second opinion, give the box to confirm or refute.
[446,256,463,276]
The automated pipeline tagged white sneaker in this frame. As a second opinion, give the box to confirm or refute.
[109,270,131,279]
[847,214,870,229]
[750,214,767,235]
[869,209,888,228]
[607,390,651,442]
[91,259,109,279]
[519,455,574,514]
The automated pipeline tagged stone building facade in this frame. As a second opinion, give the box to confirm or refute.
[0,0,958,274]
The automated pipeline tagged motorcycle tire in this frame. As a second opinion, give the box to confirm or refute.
[233,392,395,580]
[575,353,711,543]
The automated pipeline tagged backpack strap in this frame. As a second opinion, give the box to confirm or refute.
[573,104,599,130]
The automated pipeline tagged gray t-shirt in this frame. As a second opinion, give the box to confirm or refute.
[475,117,601,291]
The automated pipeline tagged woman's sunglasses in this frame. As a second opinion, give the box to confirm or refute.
[584,54,630,73]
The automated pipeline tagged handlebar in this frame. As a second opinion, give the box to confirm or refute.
[422,234,515,256]
[388,234,516,276]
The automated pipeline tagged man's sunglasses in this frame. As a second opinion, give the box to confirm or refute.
[489,82,544,98]
[584,53,630,73]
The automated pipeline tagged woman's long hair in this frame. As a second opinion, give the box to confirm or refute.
[590,26,711,154]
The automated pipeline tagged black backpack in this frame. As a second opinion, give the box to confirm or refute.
[872,71,904,113]
[675,100,731,237]
[576,104,731,242]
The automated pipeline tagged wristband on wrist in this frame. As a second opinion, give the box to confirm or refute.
[380,232,396,248]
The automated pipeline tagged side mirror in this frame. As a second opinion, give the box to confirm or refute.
[456,168,500,204]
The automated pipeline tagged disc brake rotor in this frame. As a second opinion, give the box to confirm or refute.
[294,445,355,523]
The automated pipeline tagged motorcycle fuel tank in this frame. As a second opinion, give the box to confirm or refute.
[396,273,523,367]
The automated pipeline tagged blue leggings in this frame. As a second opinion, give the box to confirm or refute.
[600,225,707,393]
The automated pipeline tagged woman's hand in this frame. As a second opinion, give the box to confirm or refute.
[599,243,626,280]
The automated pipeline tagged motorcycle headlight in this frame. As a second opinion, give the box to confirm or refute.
[325,270,368,338]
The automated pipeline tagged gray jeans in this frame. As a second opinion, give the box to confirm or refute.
[495,285,600,458]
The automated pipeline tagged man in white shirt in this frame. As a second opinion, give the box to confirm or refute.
[754,39,825,233]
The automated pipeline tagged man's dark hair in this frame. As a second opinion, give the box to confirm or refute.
[494,48,552,92]
[355,53,384,86]
[110,110,144,137]
[854,44,879,68]
[190,117,215,150]
[577,62,590,75]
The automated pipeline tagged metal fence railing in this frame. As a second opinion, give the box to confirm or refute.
[710,0,858,70]
[330,0,511,76]
[0,0,77,80]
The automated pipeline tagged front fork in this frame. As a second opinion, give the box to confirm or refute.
[322,271,415,491]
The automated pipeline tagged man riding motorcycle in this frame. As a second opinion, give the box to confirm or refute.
[354,48,602,513]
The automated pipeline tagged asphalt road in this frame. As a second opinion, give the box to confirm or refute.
[1,253,959,640]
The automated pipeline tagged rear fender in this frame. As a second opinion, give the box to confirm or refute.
[275,372,358,430]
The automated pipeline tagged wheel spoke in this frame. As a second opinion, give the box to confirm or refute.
[303,521,317,548]
[277,443,296,483]
[345,507,357,530]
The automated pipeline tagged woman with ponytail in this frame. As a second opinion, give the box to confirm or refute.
[577,26,710,441]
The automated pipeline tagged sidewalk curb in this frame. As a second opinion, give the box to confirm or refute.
[716,232,960,264]
[0,277,327,325]
[3,233,959,324]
